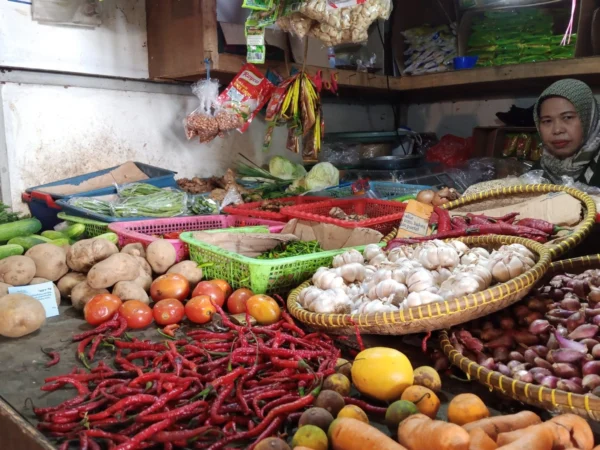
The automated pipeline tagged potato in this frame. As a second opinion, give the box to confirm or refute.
[0,294,46,338]
[167,261,203,288]
[0,255,36,286]
[70,282,109,310]
[87,253,139,289]
[130,266,152,292]
[112,281,150,304]
[134,256,152,277]
[121,243,146,258]
[0,282,12,297]
[67,238,118,273]
[146,240,176,275]
[29,277,61,306]
[57,272,87,299]
[26,243,69,281]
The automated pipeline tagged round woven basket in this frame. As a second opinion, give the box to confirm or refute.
[442,184,597,260]
[287,235,552,335]
[440,254,600,420]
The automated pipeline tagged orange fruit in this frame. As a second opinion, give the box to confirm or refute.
[447,393,490,426]
[400,385,440,419]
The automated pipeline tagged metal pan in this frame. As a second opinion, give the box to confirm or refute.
[359,155,424,170]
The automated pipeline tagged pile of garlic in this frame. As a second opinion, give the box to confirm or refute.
[297,240,536,315]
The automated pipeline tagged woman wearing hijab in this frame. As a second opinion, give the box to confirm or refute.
[534,79,600,187]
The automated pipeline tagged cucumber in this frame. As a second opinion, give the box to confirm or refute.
[62,224,86,239]
[0,218,42,242]
[8,235,51,250]
[0,244,24,259]
[42,230,66,240]
[50,238,70,247]
[95,232,119,245]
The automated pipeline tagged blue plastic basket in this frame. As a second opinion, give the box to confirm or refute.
[22,162,177,230]
[311,181,431,200]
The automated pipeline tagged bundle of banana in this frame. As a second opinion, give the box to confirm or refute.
[263,71,323,159]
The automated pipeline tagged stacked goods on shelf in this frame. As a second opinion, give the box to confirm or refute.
[467,8,576,67]
[402,24,458,75]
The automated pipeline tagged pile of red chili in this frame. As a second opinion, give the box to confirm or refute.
[387,209,565,248]
[34,303,340,450]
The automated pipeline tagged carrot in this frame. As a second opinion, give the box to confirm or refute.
[495,424,554,450]
[397,414,470,450]
[469,428,497,450]
[329,418,408,450]
[497,422,569,449]
[549,414,594,450]
[463,411,542,441]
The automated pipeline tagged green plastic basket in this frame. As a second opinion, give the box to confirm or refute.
[57,212,109,238]
[180,231,389,294]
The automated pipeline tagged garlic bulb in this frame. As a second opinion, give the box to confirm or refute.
[448,240,469,256]
[388,246,414,262]
[368,279,408,301]
[303,288,352,314]
[357,299,398,314]
[346,283,364,300]
[298,285,323,308]
[312,268,345,290]
[432,268,452,285]
[332,249,364,268]
[373,268,392,283]
[500,243,535,261]
[454,264,492,289]
[406,268,436,292]
[440,273,484,299]
[404,291,443,308]
[363,244,383,262]
[369,253,388,266]
[487,253,529,283]
[460,247,490,266]
[413,242,459,270]
[364,265,377,279]
[339,262,366,283]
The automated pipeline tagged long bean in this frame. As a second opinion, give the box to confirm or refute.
[257,240,323,259]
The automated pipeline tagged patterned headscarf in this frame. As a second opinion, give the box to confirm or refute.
[534,79,600,184]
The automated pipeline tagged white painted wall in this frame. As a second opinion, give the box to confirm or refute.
[0,0,394,212]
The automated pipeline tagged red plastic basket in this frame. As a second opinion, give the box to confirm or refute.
[281,198,407,234]
[108,215,286,262]
[222,196,327,221]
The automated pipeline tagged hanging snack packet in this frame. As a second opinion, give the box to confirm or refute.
[242,0,274,11]
[184,79,220,143]
[215,63,275,133]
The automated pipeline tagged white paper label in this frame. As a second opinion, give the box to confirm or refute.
[9,282,59,318]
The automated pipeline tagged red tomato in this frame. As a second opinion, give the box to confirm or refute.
[185,295,216,324]
[84,294,122,326]
[152,298,185,326]
[163,231,183,239]
[246,294,281,325]
[191,281,225,308]
[150,273,190,302]
[227,288,254,314]
[119,300,153,329]
[209,279,233,300]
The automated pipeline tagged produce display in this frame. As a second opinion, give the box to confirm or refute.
[449,268,600,395]
[257,240,324,259]
[297,240,535,314]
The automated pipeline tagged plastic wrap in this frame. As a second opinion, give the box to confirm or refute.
[184,79,220,142]
[446,157,534,191]
[112,190,188,218]
[319,142,361,165]
[425,134,473,167]
[561,176,600,196]
[220,187,245,209]
[402,24,457,75]
[188,195,220,215]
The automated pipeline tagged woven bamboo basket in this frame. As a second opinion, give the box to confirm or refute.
[442,184,597,260]
[287,235,552,335]
[440,254,600,420]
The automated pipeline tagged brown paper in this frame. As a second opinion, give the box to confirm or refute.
[38,161,149,196]
[451,192,583,227]
[191,231,299,257]
[283,219,383,250]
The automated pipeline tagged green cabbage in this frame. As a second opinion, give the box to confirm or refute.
[269,156,296,180]
[304,162,339,191]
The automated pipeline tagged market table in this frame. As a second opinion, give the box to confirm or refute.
[0,306,598,449]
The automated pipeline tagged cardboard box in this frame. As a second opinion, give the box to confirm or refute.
[219,22,288,52]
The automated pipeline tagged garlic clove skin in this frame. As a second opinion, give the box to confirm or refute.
[448,240,469,256]
[363,244,383,262]
[369,253,388,266]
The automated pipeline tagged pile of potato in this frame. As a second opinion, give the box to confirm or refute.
[0,238,204,339]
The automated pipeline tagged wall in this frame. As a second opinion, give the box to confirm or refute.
[0,0,394,212]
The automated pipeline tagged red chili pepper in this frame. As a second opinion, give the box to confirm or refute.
[251,389,287,418]
[77,335,95,369]
[209,384,235,424]
[260,394,300,418]
[109,316,129,338]
[42,348,60,367]
[138,382,191,417]
[162,324,180,337]
[209,366,247,390]
[87,334,104,362]
[72,313,119,341]
[86,394,156,421]
[517,218,566,235]
[136,400,207,423]
[451,216,468,230]
[152,426,221,443]
[348,318,365,351]
[343,396,387,415]
[41,377,90,396]
[113,418,175,450]
[434,206,452,232]
[466,213,493,225]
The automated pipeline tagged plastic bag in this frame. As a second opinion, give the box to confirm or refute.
[184,79,220,142]
[561,176,600,196]
[425,134,473,167]
[187,194,220,215]
[220,187,245,209]
[518,169,549,185]
[298,0,392,30]
[319,142,361,165]
[112,190,188,218]
[402,24,457,75]
[215,64,275,133]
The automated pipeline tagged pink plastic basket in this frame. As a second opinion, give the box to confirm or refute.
[281,198,407,235]
[222,196,327,221]
[108,215,286,262]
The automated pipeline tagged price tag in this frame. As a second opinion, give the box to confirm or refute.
[396,200,434,238]
[8,282,59,318]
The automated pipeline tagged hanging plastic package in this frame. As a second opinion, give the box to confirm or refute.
[184,60,221,143]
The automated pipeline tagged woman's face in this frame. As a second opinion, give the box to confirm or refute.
[539,97,584,159]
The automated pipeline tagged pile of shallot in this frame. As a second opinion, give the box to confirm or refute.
[297,240,536,315]
[451,268,600,395]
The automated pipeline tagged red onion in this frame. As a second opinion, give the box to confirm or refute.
[557,379,585,394]
[480,328,504,341]
[547,316,568,326]
[592,344,600,359]
[493,347,509,363]
[554,330,588,354]
[529,319,551,334]
[549,349,586,364]
[567,279,588,298]
[557,324,569,336]
[529,345,549,358]
[523,349,538,364]
[534,357,553,371]
[548,308,576,318]
[514,370,533,383]
[497,363,511,376]
[541,376,559,388]
[523,311,544,326]
[499,316,516,330]
[486,334,515,349]
[560,296,581,311]
[530,367,552,383]
[511,363,532,374]
[579,339,599,352]
[480,358,496,370]
[527,298,547,312]
[589,287,600,304]
[568,324,599,340]
[593,315,600,326]
[482,321,494,330]
[512,330,539,346]
[513,305,531,317]
[583,374,600,391]
[552,363,581,378]
[582,361,600,376]
[508,351,524,362]
[566,311,586,332]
